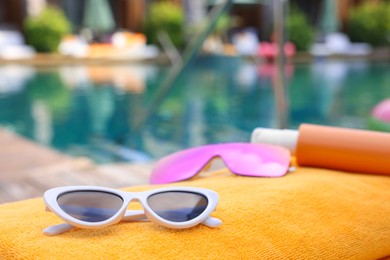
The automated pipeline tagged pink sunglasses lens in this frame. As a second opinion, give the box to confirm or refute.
[150,143,291,184]
[150,147,212,184]
[219,143,290,178]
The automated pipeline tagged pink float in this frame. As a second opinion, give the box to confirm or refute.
[372,99,390,123]
[258,42,296,62]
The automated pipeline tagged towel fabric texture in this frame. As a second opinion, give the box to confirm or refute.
[0,166,390,259]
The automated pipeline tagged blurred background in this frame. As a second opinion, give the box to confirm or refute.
[0,0,390,163]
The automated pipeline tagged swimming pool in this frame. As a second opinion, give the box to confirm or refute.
[0,57,389,162]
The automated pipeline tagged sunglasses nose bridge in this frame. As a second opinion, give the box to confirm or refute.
[122,196,148,212]
[213,152,229,167]
[214,151,239,174]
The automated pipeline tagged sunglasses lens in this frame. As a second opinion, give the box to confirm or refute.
[147,191,208,222]
[221,143,291,177]
[150,143,291,184]
[150,147,212,184]
[57,191,123,222]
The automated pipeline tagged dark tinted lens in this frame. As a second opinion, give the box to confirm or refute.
[147,191,208,222]
[58,191,123,222]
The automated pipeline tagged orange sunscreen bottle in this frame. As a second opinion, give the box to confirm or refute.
[251,124,390,175]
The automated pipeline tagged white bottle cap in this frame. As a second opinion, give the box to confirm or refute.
[250,128,299,154]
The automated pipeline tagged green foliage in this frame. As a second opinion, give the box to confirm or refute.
[367,117,390,133]
[347,2,390,46]
[214,14,231,36]
[24,6,71,52]
[287,7,314,51]
[143,1,185,48]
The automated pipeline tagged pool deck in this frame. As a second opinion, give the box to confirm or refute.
[0,46,389,67]
[0,129,152,204]
[0,53,171,66]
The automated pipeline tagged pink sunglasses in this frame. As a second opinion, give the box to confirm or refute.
[150,143,291,184]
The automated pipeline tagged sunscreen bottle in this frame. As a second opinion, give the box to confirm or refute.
[251,123,390,175]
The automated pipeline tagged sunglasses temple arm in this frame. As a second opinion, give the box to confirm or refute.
[122,209,222,227]
[43,209,148,236]
[43,207,76,235]
[43,223,75,236]
[42,211,220,235]
[202,216,222,228]
[122,210,222,227]
[122,210,148,222]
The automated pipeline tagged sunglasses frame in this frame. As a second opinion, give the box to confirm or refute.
[150,143,291,184]
[44,186,221,235]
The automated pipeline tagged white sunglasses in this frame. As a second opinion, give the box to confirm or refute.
[43,186,222,235]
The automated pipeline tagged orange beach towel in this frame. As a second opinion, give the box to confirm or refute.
[0,166,389,259]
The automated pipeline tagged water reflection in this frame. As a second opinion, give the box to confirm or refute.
[0,66,35,94]
[0,58,389,162]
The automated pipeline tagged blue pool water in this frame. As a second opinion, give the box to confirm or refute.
[0,57,389,162]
